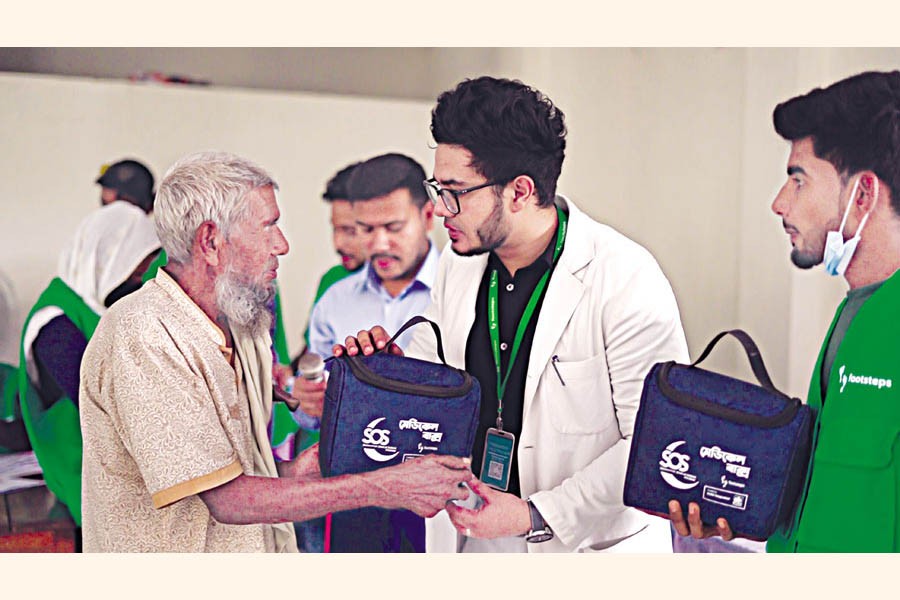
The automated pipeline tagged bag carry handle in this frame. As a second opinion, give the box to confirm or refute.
[656,329,801,429]
[380,315,448,365]
[335,315,473,398]
[323,315,448,366]
[691,329,778,394]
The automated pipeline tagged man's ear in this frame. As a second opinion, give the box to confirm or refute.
[857,172,880,212]
[195,221,223,267]
[508,175,537,213]
[420,200,435,231]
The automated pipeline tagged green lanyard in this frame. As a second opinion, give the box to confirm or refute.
[488,206,567,430]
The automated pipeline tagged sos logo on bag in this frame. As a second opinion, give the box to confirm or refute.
[658,440,699,490]
[361,417,399,462]
[624,329,813,539]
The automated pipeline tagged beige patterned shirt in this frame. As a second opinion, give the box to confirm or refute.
[80,270,277,552]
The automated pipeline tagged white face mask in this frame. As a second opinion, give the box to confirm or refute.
[823,177,877,276]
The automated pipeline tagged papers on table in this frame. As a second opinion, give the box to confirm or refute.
[0,451,45,494]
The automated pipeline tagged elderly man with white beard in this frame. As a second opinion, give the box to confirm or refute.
[79,151,474,552]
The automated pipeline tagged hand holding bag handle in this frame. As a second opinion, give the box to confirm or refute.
[325,315,449,365]
[657,329,802,428]
[380,315,449,365]
[333,316,473,398]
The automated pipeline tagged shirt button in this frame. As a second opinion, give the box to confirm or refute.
[500,342,508,351]
[506,283,515,292]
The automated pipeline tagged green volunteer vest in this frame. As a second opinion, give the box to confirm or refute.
[768,268,900,552]
[1,362,18,425]
[1,363,23,453]
[270,283,298,449]
[141,248,168,284]
[18,277,100,526]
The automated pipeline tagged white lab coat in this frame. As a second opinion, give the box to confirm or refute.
[406,196,689,553]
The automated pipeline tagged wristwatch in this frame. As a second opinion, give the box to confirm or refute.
[524,499,554,543]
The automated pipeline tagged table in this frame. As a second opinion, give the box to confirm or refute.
[0,485,78,552]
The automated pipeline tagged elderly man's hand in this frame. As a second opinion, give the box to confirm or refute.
[333,326,403,358]
[668,500,735,541]
[278,443,322,479]
[446,479,531,539]
[365,455,474,518]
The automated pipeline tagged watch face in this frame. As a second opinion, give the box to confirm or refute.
[526,530,554,543]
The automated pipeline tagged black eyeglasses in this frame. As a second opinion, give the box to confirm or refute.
[423,178,499,215]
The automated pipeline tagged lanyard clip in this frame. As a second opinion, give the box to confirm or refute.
[495,416,504,431]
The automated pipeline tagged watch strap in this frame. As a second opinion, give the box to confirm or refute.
[525,499,553,543]
[527,499,545,530]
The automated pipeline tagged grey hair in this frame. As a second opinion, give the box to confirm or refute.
[154,151,278,264]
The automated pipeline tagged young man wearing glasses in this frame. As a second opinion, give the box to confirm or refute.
[346,76,689,553]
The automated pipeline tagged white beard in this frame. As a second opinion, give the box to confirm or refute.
[215,263,274,339]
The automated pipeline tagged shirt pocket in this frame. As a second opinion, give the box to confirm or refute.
[797,416,899,552]
[544,352,615,435]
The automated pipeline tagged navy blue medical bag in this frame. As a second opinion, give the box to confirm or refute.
[319,316,481,552]
[624,330,813,539]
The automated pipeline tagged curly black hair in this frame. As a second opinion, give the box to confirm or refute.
[774,70,900,216]
[431,76,567,208]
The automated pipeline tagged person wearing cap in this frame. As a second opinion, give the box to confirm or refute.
[96,158,170,282]
[96,159,156,214]
[18,202,161,531]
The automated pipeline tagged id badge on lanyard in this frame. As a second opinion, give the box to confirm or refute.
[477,206,567,492]
[479,427,516,491]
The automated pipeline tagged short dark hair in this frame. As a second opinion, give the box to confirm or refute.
[430,76,567,208]
[345,153,429,208]
[774,70,900,216]
[322,161,361,202]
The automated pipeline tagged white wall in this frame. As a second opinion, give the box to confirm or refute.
[4,49,900,399]
[0,48,441,100]
[479,48,751,379]
[739,49,900,397]
[433,47,900,398]
[0,72,441,361]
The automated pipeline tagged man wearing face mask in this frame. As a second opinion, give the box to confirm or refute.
[670,70,900,552]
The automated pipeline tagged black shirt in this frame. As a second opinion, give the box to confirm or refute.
[464,230,561,498]
[33,314,87,408]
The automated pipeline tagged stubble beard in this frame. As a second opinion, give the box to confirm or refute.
[452,193,510,257]
[790,246,824,270]
[788,214,840,270]
[380,241,430,284]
